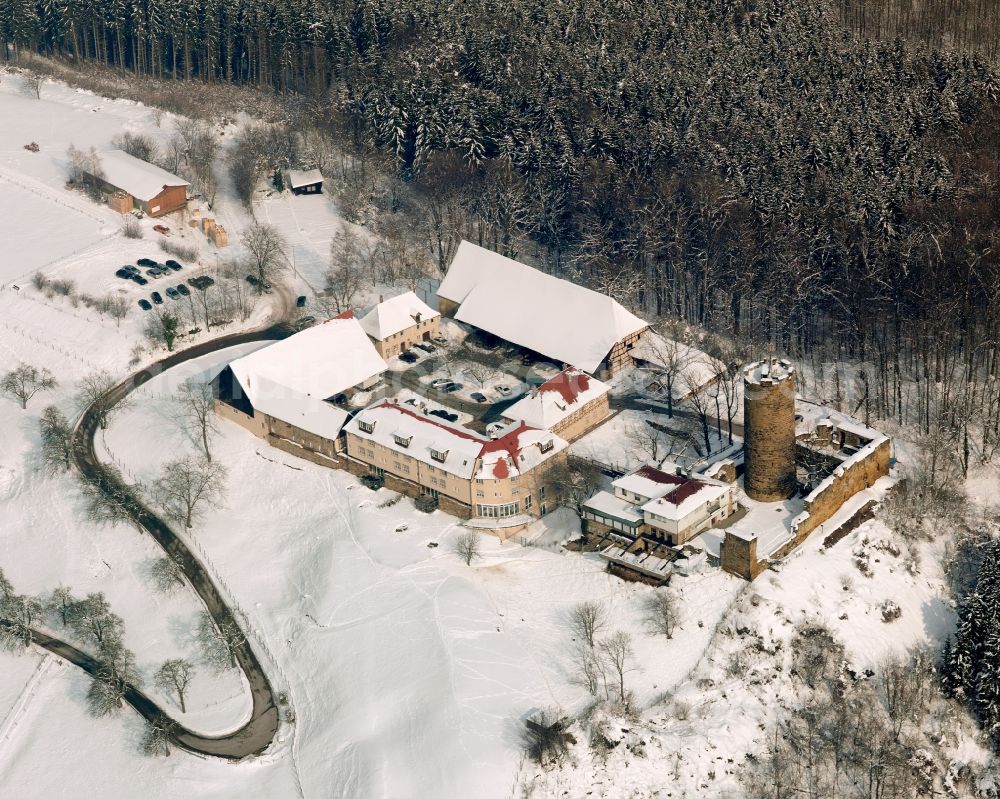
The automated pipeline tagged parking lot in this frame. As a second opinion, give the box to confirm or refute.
[111,256,217,312]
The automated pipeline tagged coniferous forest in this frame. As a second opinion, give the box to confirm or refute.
[1,0,998,448]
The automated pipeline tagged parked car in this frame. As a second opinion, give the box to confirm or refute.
[137,299,152,311]
[399,350,419,363]
[428,409,459,422]
[150,291,163,304]
[137,258,157,267]
[176,284,191,297]
[165,287,180,299]
[153,225,170,235]
[495,385,513,396]
[146,269,161,279]
[165,259,183,271]
[245,274,259,286]
[415,343,436,353]
[443,382,463,393]
[431,335,449,347]
[115,268,133,279]
[430,378,451,389]
[188,276,214,290]
[296,295,307,307]
[132,275,148,286]
[470,392,488,403]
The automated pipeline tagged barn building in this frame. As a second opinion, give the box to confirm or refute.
[437,241,649,379]
[85,150,189,217]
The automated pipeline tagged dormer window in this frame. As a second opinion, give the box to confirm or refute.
[430,448,448,463]
[539,439,554,453]
[393,433,412,448]
[358,419,375,434]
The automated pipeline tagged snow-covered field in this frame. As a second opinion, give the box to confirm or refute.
[80,345,743,797]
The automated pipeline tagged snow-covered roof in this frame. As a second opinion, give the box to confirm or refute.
[613,464,687,502]
[502,368,609,430]
[348,400,484,479]
[630,332,723,393]
[583,491,644,526]
[600,544,673,581]
[96,150,189,202]
[642,479,732,523]
[745,358,794,386]
[247,375,351,441]
[346,400,566,481]
[229,317,386,409]
[288,168,323,189]
[359,291,439,341]
[439,241,649,374]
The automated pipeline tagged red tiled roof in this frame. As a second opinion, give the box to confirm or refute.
[633,464,686,486]
[660,478,708,506]
[368,403,537,467]
[538,368,591,405]
[491,457,509,478]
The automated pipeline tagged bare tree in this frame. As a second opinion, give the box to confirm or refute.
[46,585,75,628]
[102,293,131,328]
[643,590,679,638]
[154,456,227,529]
[120,215,144,239]
[1,363,57,409]
[546,456,603,515]
[638,335,693,419]
[716,360,741,446]
[572,643,607,698]
[626,417,687,467]
[77,371,119,430]
[464,362,500,388]
[569,601,607,648]
[149,556,186,593]
[155,658,195,713]
[66,144,104,199]
[454,531,482,565]
[112,132,158,162]
[599,630,634,705]
[325,225,368,312]
[23,73,41,99]
[140,715,178,757]
[78,466,136,527]
[68,593,125,650]
[196,611,244,671]
[176,379,218,462]
[87,642,139,717]
[241,223,287,289]
[0,588,43,651]
[682,372,715,457]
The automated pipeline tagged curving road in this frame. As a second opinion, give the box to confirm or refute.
[19,311,296,758]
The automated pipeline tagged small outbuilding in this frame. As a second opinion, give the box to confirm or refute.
[287,168,324,195]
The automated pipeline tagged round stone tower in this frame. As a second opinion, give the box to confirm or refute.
[743,359,797,502]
